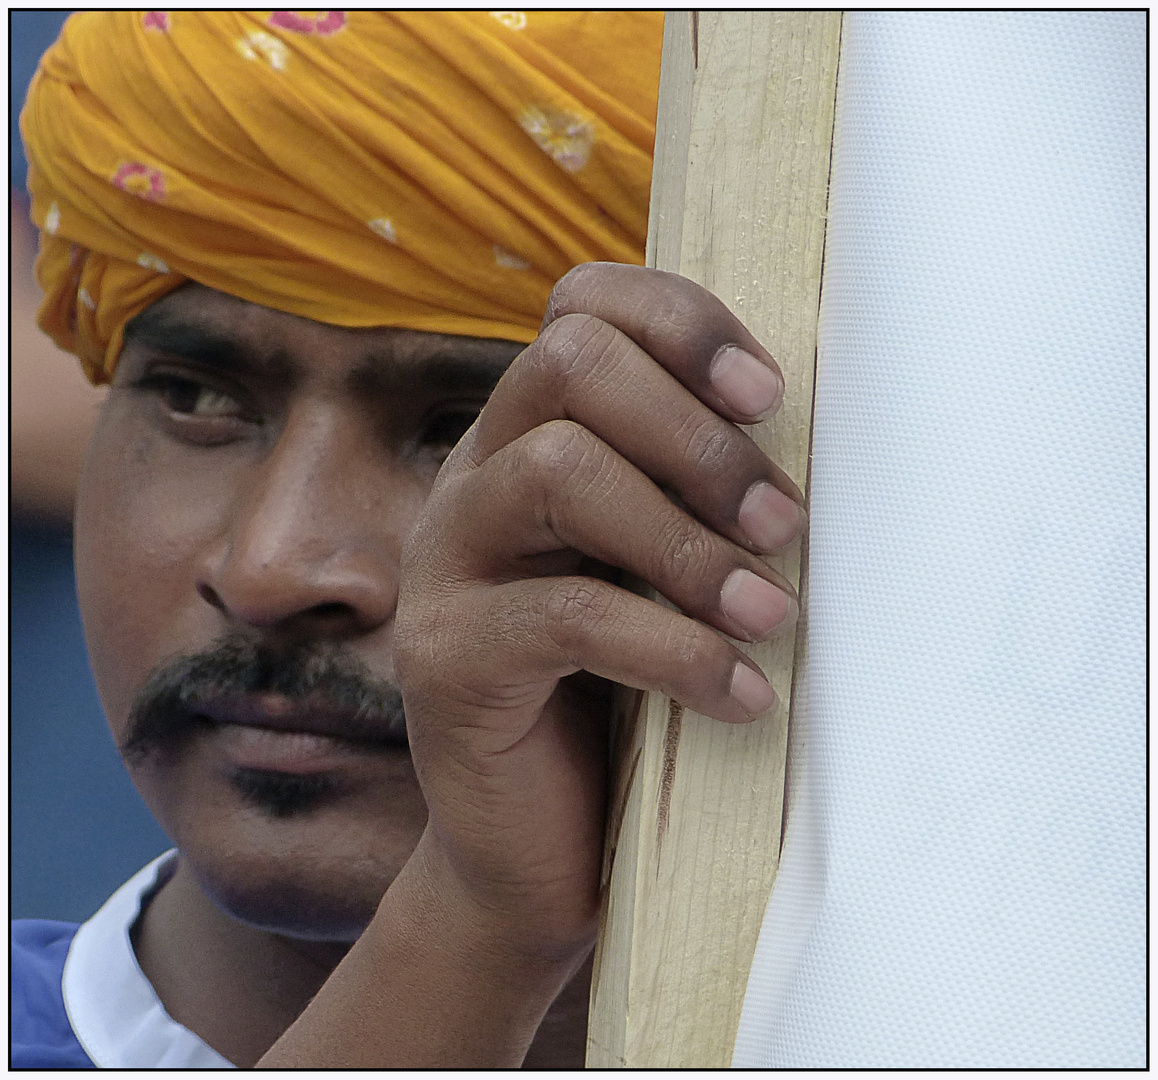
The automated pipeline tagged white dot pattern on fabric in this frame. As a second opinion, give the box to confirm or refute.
[78,287,96,310]
[367,217,397,243]
[45,202,61,235]
[733,12,1145,1069]
[136,253,170,274]
[236,30,289,71]
[490,11,526,31]
[518,106,595,172]
[493,245,531,270]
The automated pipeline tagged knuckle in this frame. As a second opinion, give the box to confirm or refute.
[548,578,611,626]
[542,579,616,658]
[529,312,619,389]
[543,262,601,323]
[649,271,728,335]
[656,515,716,582]
[643,274,756,378]
[667,619,717,670]
[517,419,602,493]
[657,619,734,697]
[677,413,739,477]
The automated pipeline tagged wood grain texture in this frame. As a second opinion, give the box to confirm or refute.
[587,11,842,1068]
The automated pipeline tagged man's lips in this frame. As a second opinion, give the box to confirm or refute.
[192,692,408,773]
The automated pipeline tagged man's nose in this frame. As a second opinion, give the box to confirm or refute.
[197,411,410,638]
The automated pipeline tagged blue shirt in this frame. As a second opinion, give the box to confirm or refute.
[11,920,95,1068]
[9,855,231,1069]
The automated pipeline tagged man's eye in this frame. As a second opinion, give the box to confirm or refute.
[130,371,259,446]
[163,377,241,417]
[137,374,246,419]
[422,408,481,455]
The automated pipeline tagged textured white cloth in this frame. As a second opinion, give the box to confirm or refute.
[63,852,234,1068]
[733,12,1146,1068]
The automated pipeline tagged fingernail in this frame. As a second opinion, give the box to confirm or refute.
[730,662,777,717]
[720,568,796,641]
[709,346,783,419]
[738,481,806,552]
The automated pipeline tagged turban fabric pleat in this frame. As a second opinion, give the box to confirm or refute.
[21,11,662,382]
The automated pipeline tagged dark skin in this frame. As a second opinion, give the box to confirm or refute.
[74,263,804,1067]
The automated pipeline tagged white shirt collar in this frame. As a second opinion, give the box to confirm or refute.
[62,851,235,1069]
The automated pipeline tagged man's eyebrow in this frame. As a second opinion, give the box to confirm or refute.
[123,307,519,391]
[122,310,283,378]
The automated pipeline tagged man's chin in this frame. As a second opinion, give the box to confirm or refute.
[130,744,429,944]
[187,846,392,943]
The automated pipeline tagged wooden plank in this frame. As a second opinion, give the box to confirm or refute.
[586,11,843,1068]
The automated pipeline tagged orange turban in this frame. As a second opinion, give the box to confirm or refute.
[20,11,662,383]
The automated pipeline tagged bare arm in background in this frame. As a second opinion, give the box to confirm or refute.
[11,193,106,523]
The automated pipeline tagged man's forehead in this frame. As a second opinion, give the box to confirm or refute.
[121,282,525,384]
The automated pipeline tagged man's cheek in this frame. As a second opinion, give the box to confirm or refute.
[75,433,224,736]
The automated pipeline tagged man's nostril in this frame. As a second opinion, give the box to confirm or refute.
[310,602,350,620]
[197,582,225,609]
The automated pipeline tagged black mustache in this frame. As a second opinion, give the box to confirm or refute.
[121,634,407,763]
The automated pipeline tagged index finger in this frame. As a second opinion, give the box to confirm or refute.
[540,262,785,426]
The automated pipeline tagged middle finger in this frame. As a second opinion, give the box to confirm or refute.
[461,314,805,555]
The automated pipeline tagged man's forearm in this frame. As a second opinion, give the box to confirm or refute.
[257,832,585,1068]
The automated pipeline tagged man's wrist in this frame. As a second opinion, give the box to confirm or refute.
[259,828,588,1068]
[387,825,593,988]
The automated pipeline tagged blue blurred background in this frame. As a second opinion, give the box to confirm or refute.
[11,10,171,922]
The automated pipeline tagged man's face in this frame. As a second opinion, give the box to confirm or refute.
[75,283,522,941]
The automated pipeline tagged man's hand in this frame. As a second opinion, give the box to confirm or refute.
[260,265,804,1068]
[395,262,804,966]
